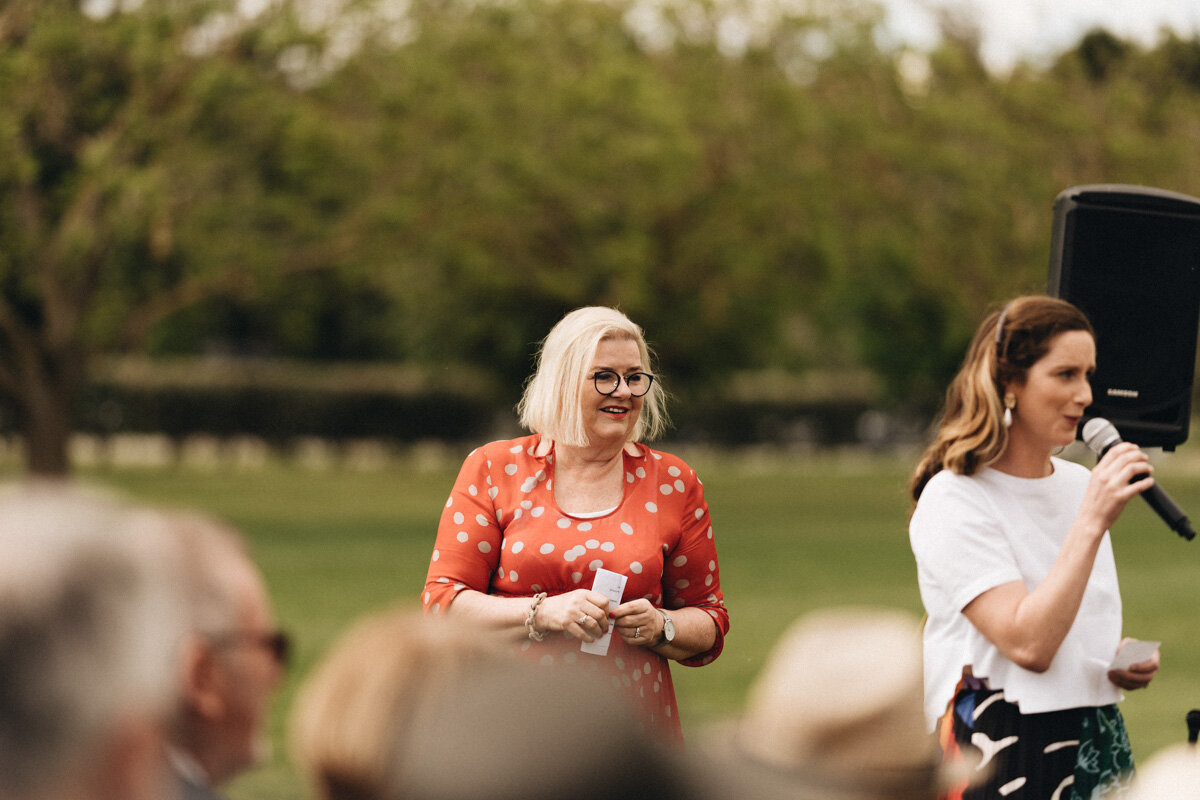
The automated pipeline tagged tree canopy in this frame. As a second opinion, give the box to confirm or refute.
[5,0,1200,471]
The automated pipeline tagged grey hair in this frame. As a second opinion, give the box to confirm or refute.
[153,510,252,637]
[0,481,184,799]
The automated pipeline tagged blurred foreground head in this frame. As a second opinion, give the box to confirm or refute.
[1125,744,1200,800]
[291,608,702,800]
[157,510,287,791]
[707,606,961,800]
[0,481,184,800]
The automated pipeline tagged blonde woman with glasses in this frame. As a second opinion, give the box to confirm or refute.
[422,306,729,744]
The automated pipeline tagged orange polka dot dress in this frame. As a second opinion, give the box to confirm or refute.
[422,435,729,743]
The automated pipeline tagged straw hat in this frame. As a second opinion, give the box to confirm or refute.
[702,606,966,800]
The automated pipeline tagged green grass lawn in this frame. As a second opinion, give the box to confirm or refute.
[25,446,1200,799]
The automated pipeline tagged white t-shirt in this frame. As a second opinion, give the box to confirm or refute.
[909,457,1124,731]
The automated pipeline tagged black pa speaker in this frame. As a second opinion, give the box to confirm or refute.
[1048,184,1200,450]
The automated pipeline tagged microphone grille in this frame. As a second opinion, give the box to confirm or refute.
[1081,417,1121,455]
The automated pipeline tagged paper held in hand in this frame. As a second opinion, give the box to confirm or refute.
[581,568,626,657]
[1109,639,1161,671]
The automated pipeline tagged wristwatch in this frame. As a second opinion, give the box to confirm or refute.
[657,609,676,645]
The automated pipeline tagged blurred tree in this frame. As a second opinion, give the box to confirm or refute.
[8,0,1200,465]
[0,0,361,473]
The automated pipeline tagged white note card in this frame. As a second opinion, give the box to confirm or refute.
[1109,639,1161,671]
[580,568,626,657]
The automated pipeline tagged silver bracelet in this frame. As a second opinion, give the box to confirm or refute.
[525,592,548,641]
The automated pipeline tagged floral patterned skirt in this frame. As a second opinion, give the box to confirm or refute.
[938,684,1134,800]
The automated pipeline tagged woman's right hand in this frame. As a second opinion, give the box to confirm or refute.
[534,590,611,642]
[1081,441,1154,533]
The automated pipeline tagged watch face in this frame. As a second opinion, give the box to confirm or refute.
[663,616,676,642]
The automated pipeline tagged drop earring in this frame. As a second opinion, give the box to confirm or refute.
[1003,394,1015,428]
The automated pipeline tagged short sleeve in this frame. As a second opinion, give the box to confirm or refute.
[909,473,1024,614]
[662,463,729,667]
[422,447,504,614]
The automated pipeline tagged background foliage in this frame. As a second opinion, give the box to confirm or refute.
[5,0,1200,470]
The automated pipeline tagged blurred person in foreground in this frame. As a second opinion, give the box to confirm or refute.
[0,481,184,800]
[700,606,966,800]
[909,296,1160,799]
[421,306,729,743]
[158,511,289,800]
[1124,744,1200,800]
[290,607,703,800]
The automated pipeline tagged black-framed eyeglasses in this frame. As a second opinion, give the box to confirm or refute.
[591,370,654,397]
[209,629,292,667]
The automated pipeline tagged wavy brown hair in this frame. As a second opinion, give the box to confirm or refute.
[910,296,1094,502]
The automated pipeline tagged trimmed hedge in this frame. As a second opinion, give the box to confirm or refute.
[1,358,893,449]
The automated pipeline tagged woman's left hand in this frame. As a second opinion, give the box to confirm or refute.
[1108,637,1160,690]
[611,598,662,647]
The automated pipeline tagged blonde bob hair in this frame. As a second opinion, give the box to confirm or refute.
[910,295,1093,502]
[289,609,506,800]
[517,307,668,446]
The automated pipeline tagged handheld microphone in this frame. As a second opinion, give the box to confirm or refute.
[1081,417,1196,541]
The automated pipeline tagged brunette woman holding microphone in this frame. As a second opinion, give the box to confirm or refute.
[909,296,1160,799]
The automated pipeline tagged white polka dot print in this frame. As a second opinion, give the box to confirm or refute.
[422,437,729,746]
